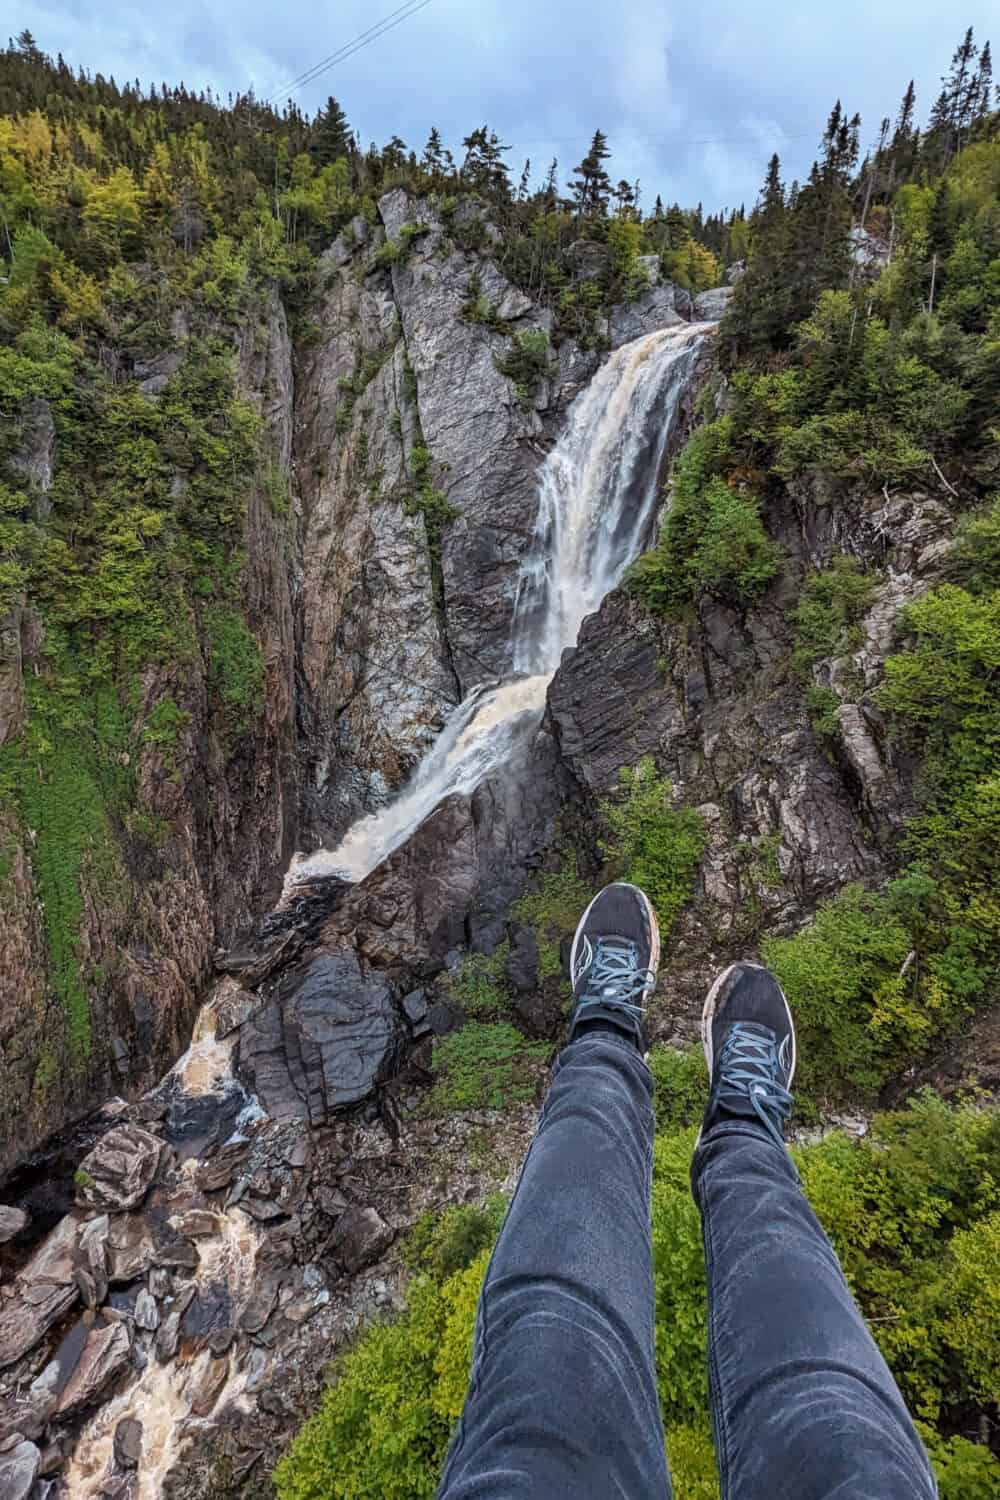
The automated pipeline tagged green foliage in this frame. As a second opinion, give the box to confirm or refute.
[792,556,878,675]
[441,947,510,1019]
[403,1196,507,1282]
[494,328,555,403]
[648,1045,709,1133]
[204,607,265,734]
[276,1095,1000,1500]
[427,1023,549,1114]
[513,864,592,980]
[600,757,706,933]
[629,418,780,613]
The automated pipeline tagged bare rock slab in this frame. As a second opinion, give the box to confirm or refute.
[74,1125,162,1212]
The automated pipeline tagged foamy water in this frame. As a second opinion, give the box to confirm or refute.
[287,322,712,890]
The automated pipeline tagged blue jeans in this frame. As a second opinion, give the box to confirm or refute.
[436,1031,936,1499]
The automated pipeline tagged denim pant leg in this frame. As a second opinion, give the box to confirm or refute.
[436,1032,672,1500]
[693,1123,938,1500]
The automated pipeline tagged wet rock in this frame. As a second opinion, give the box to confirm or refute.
[152,1239,199,1270]
[155,1285,196,1360]
[0,1213,81,1369]
[0,1205,28,1242]
[692,285,734,320]
[0,1439,40,1500]
[10,397,55,513]
[329,1207,395,1275]
[113,1416,143,1471]
[74,1126,162,1212]
[238,951,403,1124]
[212,977,259,1039]
[238,1271,283,1335]
[187,1355,230,1417]
[134,1290,159,1332]
[106,1216,155,1284]
[195,1142,251,1194]
[169,1209,223,1238]
[55,1322,130,1415]
[505,924,540,996]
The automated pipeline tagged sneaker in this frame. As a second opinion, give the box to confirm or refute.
[699,962,796,1148]
[569,883,660,1047]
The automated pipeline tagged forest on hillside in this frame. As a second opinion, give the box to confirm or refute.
[1,22,999,1500]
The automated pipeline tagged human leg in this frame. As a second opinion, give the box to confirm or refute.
[693,963,937,1500]
[436,883,671,1500]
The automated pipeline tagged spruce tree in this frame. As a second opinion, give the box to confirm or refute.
[570,130,611,216]
[311,95,351,165]
[421,126,446,175]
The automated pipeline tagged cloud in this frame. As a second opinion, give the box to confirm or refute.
[17,0,998,208]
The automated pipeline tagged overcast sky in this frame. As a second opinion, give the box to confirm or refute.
[16,1,997,212]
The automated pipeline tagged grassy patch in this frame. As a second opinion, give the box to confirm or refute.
[427,1022,548,1114]
[513,865,592,980]
[600,756,706,934]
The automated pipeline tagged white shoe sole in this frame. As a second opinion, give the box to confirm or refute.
[570,882,661,1004]
[699,961,797,1085]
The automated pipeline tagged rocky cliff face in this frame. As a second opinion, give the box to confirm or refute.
[1,190,697,1178]
[1,290,298,1182]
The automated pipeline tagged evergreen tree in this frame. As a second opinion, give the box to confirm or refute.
[973,41,993,125]
[421,126,446,175]
[613,178,636,217]
[570,130,611,216]
[460,126,511,196]
[727,152,790,356]
[517,158,531,201]
[311,95,351,166]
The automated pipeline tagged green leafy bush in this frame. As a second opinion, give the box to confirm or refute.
[495,328,555,403]
[628,418,780,613]
[441,947,510,1018]
[403,1196,507,1282]
[792,555,878,675]
[204,607,265,734]
[513,864,592,980]
[427,1022,549,1114]
[600,756,706,933]
[648,1045,709,1133]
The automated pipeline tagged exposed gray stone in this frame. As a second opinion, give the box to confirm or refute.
[134,1290,159,1332]
[609,285,683,348]
[329,1206,395,1275]
[114,1417,143,1471]
[0,1214,81,1369]
[692,285,734,320]
[0,1205,28,1242]
[55,1322,131,1415]
[74,1125,162,1212]
[238,951,403,1124]
[0,1439,40,1500]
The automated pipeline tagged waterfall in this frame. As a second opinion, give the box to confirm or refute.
[287,321,712,890]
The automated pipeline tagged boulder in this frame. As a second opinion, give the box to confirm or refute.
[55,1322,131,1415]
[113,1417,143,1471]
[238,951,403,1124]
[0,1205,28,1242]
[74,1125,162,1212]
[329,1206,395,1275]
[693,285,734,321]
[0,1440,40,1500]
[608,286,683,348]
[0,1214,81,1369]
[134,1290,159,1332]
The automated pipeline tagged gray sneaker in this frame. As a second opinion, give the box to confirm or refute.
[699,962,796,1148]
[569,883,660,1047]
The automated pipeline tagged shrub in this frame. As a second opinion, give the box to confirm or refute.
[441,947,510,1018]
[495,328,555,403]
[763,883,915,1101]
[204,607,265,734]
[629,418,779,614]
[648,1045,709,1133]
[600,756,706,934]
[427,1022,549,1114]
[513,864,592,980]
[403,1197,507,1283]
[792,555,878,675]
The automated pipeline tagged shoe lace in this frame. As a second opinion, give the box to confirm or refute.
[581,938,655,1024]
[719,1023,793,1149]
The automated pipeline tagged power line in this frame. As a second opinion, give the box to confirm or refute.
[267,0,434,106]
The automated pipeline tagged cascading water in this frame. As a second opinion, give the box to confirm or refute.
[287,321,713,889]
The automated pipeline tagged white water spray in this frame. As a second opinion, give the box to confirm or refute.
[288,321,713,889]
